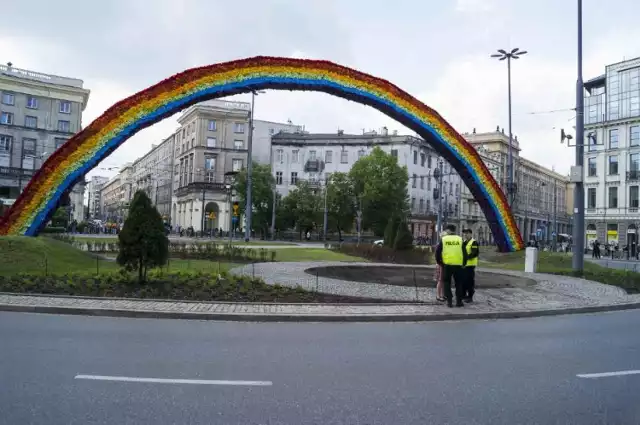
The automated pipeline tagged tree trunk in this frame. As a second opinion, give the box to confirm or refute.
[138,258,143,283]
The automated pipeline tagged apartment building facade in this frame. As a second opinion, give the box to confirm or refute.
[0,62,90,220]
[171,100,250,232]
[583,57,640,249]
[270,129,460,239]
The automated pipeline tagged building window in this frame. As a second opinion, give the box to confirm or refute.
[276,149,284,163]
[25,116,37,128]
[420,153,426,167]
[276,171,283,185]
[631,126,640,147]
[325,150,333,163]
[630,186,639,209]
[55,138,66,149]
[1,112,14,125]
[206,137,216,148]
[587,188,596,208]
[234,140,244,150]
[309,150,317,160]
[391,149,398,158]
[291,172,298,185]
[232,159,243,172]
[608,186,618,208]
[411,197,416,209]
[631,153,640,172]
[427,155,432,168]
[234,123,245,133]
[205,156,216,182]
[455,184,460,194]
[1,92,15,105]
[0,134,12,152]
[340,150,348,163]
[587,157,597,176]
[22,154,35,170]
[419,198,424,212]
[269,128,275,135]
[23,138,36,155]
[420,176,425,189]
[208,120,216,131]
[291,149,299,163]
[57,120,70,132]
[608,155,619,175]
[59,101,71,114]
[609,129,619,149]
[412,174,417,188]
[426,199,431,212]
[26,96,38,109]
[358,149,365,159]
[413,151,418,164]
[427,177,431,190]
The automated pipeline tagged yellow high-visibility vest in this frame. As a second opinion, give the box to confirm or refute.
[465,238,478,266]
[442,234,464,266]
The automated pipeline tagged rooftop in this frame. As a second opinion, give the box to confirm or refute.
[271,131,422,146]
[0,62,85,88]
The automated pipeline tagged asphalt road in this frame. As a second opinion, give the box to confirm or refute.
[2,311,640,424]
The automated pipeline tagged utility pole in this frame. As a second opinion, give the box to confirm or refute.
[201,188,205,236]
[553,178,558,251]
[572,0,585,272]
[244,92,255,242]
[435,159,444,242]
[270,185,277,241]
[323,176,330,243]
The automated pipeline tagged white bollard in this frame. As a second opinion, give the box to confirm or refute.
[524,247,538,273]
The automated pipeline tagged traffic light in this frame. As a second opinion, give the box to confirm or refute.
[232,201,239,217]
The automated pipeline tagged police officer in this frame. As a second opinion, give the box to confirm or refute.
[435,224,467,307]
[462,228,479,303]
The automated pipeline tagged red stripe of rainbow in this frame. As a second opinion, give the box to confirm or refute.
[0,56,524,252]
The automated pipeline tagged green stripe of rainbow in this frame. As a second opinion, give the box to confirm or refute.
[0,56,524,252]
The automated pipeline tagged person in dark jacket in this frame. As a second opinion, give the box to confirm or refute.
[462,228,479,303]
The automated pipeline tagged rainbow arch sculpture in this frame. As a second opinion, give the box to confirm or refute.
[0,56,524,252]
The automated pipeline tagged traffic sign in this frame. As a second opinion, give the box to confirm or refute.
[232,202,239,217]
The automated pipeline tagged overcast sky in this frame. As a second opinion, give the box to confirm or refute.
[3,0,640,178]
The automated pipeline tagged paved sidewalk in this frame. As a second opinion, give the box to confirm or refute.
[1,263,639,322]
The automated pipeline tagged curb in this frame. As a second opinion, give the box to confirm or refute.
[2,300,640,323]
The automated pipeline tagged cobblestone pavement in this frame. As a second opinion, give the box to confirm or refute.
[230,262,640,312]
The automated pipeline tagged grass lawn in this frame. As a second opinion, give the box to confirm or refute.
[481,250,640,293]
[0,237,362,277]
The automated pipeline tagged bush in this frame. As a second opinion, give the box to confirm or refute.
[0,271,390,303]
[41,226,66,234]
[335,243,433,265]
[393,221,414,250]
[553,268,640,294]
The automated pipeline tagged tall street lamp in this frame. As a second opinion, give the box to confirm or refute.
[491,47,527,207]
[572,0,585,272]
[245,90,266,242]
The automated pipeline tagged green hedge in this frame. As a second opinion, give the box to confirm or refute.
[554,268,640,294]
[335,243,433,265]
[0,271,389,303]
[40,227,66,234]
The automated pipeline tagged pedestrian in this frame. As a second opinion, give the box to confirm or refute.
[462,228,479,303]
[434,230,448,302]
[435,224,467,307]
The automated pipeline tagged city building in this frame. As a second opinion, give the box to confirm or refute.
[86,175,109,219]
[252,119,303,165]
[69,182,85,223]
[171,100,250,232]
[99,164,132,223]
[130,134,175,221]
[270,128,460,239]
[583,56,640,249]
[463,129,572,243]
[0,62,90,213]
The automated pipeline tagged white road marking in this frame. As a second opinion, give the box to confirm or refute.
[75,374,272,386]
[577,370,640,379]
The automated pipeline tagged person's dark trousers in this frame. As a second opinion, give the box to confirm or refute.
[464,266,476,300]
[443,265,465,307]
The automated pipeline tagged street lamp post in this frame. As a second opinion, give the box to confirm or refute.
[491,48,527,207]
[572,0,585,273]
[323,175,331,243]
[245,90,266,242]
[435,159,444,242]
[225,171,238,247]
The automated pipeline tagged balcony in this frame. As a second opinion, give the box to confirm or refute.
[304,159,324,173]
[627,170,640,181]
[174,180,227,197]
[409,208,436,218]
